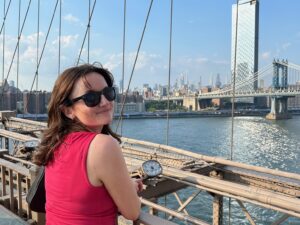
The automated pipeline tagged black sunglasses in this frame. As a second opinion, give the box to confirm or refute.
[65,86,116,107]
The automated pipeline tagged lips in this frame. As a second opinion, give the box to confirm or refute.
[96,106,112,114]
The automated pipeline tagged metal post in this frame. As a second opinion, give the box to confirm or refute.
[210,171,223,225]
[213,194,223,225]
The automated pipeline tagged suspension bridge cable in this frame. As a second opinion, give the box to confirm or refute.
[2,0,9,82]
[214,64,272,94]
[228,1,239,224]
[58,0,62,75]
[1,0,7,109]
[119,0,127,135]
[24,0,59,113]
[166,0,173,146]
[1,0,32,98]
[27,0,59,96]
[163,0,174,216]
[16,0,21,111]
[87,0,91,63]
[76,0,96,66]
[35,0,40,118]
[0,0,11,37]
[115,0,154,132]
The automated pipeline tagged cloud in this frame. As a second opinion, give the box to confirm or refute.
[282,42,291,50]
[103,53,123,70]
[128,51,162,70]
[181,56,208,65]
[195,57,208,64]
[20,32,45,46]
[63,14,79,23]
[52,34,79,47]
[21,46,37,62]
[213,60,229,65]
[261,51,270,60]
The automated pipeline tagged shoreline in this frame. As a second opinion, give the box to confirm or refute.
[17,110,300,121]
[113,110,300,119]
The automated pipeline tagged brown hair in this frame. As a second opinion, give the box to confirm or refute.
[33,63,121,166]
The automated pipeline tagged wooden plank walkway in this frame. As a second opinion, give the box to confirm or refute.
[0,205,28,225]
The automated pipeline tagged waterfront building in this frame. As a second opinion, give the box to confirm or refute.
[231,0,259,103]
[288,84,300,109]
[114,102,145,114]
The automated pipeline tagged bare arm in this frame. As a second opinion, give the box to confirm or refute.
[87,134,141,220]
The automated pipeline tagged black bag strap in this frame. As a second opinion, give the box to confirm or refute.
[26,166,46,213]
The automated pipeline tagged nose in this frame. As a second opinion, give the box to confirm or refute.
[99,94,110,107]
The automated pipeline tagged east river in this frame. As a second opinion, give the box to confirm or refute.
[113,115,300,225]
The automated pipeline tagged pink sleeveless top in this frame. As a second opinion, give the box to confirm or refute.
[45,132,118,225]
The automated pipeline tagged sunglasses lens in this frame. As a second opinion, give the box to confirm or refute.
[103,87,116,101]
[84,92,101,107]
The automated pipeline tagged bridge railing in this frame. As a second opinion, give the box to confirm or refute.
[0,151,45,224]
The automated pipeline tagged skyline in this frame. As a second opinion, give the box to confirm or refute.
[0,0,299,91]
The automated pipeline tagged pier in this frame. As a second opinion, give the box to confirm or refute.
[0,111,300,225]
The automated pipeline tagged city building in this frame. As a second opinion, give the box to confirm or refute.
[114,91,145,114]
[231,0,259,103]
[288,84,300,109]
[215,74,222,88]
[0,79,22,111]
[114,102,145,114]
[23,91,49,114]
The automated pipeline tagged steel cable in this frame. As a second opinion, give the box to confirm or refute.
[115,0,154,132]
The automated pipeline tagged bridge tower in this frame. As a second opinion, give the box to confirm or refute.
[266,59,291,120]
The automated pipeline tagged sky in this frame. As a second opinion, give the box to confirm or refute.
[1,0,300,91]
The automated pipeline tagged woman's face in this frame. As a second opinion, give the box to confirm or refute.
[67,72,114,132]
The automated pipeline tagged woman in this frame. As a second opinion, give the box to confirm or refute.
[33,63,142,224]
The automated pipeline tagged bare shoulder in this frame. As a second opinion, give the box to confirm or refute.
[91,133,119,148]
[89,134,122,162]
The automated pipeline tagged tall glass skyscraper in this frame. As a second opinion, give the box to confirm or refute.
[231,0,259,103]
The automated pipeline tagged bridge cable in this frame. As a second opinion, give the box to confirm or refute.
[115,0,154,132]
[88,0,91,63]
[76,0,96,66]
[16,0,21,113]
[2,0,8,83]
[0,0,11,37]
[119,0,127,135]
[35,0,40,119]
[1,0,8,109]
[165,0,173,146]
[215,64,272,95]
[58,0,62,76]
[25,0,59,113]
[163,0,174,217]
[1,0,12,85]
[228,1,239,224]
[1,0,32,102]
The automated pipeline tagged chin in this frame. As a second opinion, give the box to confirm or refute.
[99,117,113,126]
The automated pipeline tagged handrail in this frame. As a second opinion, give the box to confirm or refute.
[122,137,300,181]
[133,211,178,225]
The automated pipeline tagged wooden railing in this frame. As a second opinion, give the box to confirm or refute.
[0,151,45,225]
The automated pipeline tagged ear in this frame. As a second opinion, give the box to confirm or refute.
[61,105,74,120]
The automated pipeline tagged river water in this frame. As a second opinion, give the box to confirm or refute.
[113,115,300,225]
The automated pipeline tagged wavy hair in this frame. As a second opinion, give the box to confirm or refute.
[33,63,121,166]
